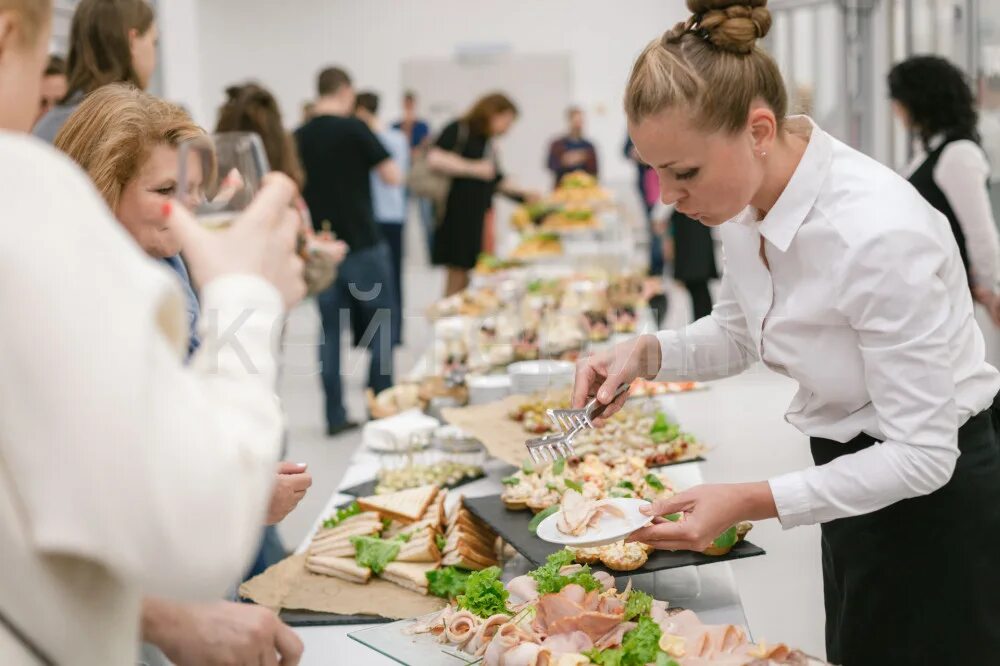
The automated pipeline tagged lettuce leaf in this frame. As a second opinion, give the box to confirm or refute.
[457,567,510,618]
[529,549,603,595]
[649,412,680,444]
[435,533,447,551]
[426,566,470,600]
[624,589,653,621]
[644,474,665,491]
[587,616,664,666]
[322,501,361,529]
[552,458,566,475]
[565,479,583,492]
[350,536,400,575]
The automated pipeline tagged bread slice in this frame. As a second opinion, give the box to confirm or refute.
[396,532,441,563]
[443,525,495,558]
[309,540,357,558]
[312,518,383,544]
[441,544,498,571]
[423,489,448,527]
[379,561,435,595]
[306,555,371,583]
[358,485,440,523]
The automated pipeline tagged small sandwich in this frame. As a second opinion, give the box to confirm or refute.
[422,488,449,529]
[379,561,437,595]
[306,555,371,584]
[394,526,442,563]
[309,513,384,557]
[441,540,498,571]
[358,484,440,524]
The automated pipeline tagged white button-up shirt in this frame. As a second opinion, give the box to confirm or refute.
[655,117,1000,529]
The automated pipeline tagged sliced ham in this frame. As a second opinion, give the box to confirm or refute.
[507,575,540,606]
[593,570,616,591]
[502,642,544,666]
[556,490,626,536]
[650,599,669,623]
[404,605,454,635]
[546,612,622,643]
[467,614,511,656]
[541,630,594,655]
[597,595,624,615]
[593,620,636,649]
[444,610,480,648]
[560,583,586,606]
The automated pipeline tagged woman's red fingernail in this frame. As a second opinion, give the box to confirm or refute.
[162,201,173,217]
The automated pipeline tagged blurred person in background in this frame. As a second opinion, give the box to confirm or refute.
[393,90,435,256]
[56,83,307,666]
[890,55,1000,327]
[428,92,534,296]
[626,132,668,324]
[217,82,348,301]
[546,105,598,188]
[356,90,409,344]
[0,1,306,662]
[296,66,401,436]
[33,0,156,143]
[36,53,66,124]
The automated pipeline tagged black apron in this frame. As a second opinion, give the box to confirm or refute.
[811,393,1000,666]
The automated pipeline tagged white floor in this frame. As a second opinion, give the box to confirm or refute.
[277,210,978,662]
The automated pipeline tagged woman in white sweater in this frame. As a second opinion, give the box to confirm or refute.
[0,2,305,664]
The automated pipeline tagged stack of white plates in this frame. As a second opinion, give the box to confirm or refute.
[507,360,576,395]
[466,373,512,405]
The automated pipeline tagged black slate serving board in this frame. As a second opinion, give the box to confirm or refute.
[278,609,393,627]
[339,470,487,498]
[464,495,764,576]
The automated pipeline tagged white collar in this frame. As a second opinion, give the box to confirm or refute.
[754,116,833,253]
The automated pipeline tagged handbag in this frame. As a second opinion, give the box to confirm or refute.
[406,122,469,223]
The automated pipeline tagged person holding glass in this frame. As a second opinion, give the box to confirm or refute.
[0,1,305,663]
[54,83,310,665]
[574,1,1000,663]
[33,0,156,143]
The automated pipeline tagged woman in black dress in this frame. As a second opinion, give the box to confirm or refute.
[669,210,718,320]
[428,93,531,295]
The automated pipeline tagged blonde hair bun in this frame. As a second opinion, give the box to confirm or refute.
[670,0,772,55]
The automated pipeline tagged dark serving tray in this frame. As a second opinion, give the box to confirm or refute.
[339,470,486,498]
[278,609,393,627]
[463,495,764,576]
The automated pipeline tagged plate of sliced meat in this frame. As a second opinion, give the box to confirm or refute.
[535,490,653,547]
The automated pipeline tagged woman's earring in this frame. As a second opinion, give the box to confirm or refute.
[759,151,767,158]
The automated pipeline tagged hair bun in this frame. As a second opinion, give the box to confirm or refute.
[680,0,771,54]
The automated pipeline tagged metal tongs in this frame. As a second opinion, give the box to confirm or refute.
[524,383,630,464]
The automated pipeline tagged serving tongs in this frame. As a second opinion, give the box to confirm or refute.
[524,383,630,464]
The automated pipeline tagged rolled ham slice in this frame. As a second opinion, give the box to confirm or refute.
[444,610,480,648]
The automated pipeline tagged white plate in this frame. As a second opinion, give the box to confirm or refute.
[535,498,654,548]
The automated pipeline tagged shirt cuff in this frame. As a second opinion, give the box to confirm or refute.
[653,329,695,381]
[768,472,816,529]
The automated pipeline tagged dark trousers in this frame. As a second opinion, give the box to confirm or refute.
[684,280,713,320]
[378,221,404,342]
[316,243,397,429]
[811,394,1000,666]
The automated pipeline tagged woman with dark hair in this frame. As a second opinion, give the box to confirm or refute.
[33,0,156,143]
[217,82,347,299]
[217,83,306,188]
[890,55,1000,325]
[427,92,534,295]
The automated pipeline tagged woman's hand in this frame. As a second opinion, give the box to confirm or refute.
[266,462,312,525]
[310,237,348,266]
[571,334,662,421]
[170,172,306,309]
[627,482,777,552]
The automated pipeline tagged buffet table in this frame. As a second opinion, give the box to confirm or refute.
[291,434,751,666]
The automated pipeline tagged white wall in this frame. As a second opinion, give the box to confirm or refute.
[192,0,686,186]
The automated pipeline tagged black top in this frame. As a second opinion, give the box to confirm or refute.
[431,120,502,269]
[907,136,977,282]
[295,115,390,251]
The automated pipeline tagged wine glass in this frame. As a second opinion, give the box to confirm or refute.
[176,132,270,229]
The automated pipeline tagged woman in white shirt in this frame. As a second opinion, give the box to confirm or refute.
[0,2,305,664]
[575,1,1000,664]
[889,55,1000,326]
